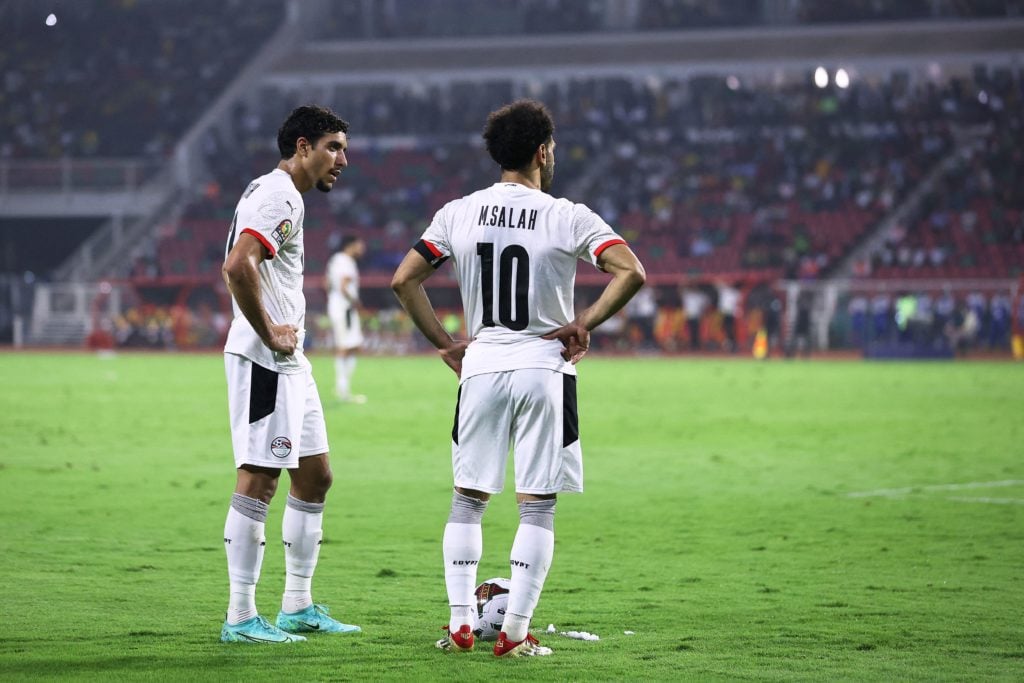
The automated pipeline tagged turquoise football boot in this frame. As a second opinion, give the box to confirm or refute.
[221,615,307,643]
[276,604,361,634]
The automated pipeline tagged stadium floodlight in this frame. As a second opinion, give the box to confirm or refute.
[835,68,850,89]
[726,75,740,91]
[814,67,829,88]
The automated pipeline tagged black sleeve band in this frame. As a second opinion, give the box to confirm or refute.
[413,239,449,269]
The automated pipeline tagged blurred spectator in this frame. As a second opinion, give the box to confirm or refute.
[786,294,813,358]
[682,285,707,350]
[947,301,981,356]
[626,286,658,350]
[848,294,868,347]
[717,280,741,352]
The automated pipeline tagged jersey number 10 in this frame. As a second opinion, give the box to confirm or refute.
[477,242,529,331]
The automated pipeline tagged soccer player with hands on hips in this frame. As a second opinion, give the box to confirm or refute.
[391,100,646,657]
[219,105,361,644]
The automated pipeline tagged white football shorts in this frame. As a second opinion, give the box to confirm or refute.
[225,354,329,469]
[328,302,364,350]
[451,368,582,495]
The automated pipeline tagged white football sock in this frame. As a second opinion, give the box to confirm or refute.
[344,356,358,395]
[224,495,268,625]
[504,501,556,642]
[227,583,257,626]
[281,495,324,614]
[334,356,349,397]
[443,522,483,631]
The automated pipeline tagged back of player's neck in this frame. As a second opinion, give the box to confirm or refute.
[498,171,539,190]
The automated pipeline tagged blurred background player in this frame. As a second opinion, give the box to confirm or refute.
[717,280,741,352]
[391,99,646,658]
[220,105,361,644]
[682,285,707,351]
[325,235,367,403]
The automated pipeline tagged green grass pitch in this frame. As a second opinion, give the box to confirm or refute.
[0,352,1021,681]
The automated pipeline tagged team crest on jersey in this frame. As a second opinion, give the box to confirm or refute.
[270,436,292,458]
[272,219,293,247]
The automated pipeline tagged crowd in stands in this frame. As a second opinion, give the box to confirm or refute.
[313,0,1021,40]
[6,0,1015,161]
[5,0,1019,161]
[175,67,1020,290]
[4,2,1021,353]
[124,63,1020,354]
[0,0,284,160]
[864,69,1024,279]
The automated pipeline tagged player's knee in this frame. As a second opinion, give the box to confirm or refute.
[254,476,279,503]
[301,466,333,499]
[236,466,281,503]
[316,467,334,494]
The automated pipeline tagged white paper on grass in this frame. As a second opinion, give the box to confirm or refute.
[536,625,601,641]
[560,630,600,641]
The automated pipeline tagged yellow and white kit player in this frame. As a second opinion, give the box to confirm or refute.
[325,236,367,403]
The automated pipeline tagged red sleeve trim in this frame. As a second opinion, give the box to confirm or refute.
[594,238,627,258]
[241,228,276,259]
[423,240,443,258]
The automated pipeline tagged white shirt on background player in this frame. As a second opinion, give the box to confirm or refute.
[223,168,308,373]
[326,251,359,319]
[417,181,625,380]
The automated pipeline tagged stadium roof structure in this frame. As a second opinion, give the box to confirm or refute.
[267,18,1024,85]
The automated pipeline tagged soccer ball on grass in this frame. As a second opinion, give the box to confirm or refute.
[473,577,510,641]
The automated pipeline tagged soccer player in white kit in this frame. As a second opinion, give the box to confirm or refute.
[391,100,646,657]
[325,235,367,403]
[220,105,361,643]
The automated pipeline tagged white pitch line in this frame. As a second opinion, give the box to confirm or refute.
[846,479,1024,499]
[947,496,1024,505]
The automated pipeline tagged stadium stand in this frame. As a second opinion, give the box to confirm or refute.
[0,0,284,159]
[865,74,1023,280]
[169,71,974,283]
[309,0,1021,39]
[1,0,1021,354]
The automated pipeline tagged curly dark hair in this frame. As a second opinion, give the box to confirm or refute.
[277,105,350,159]
[482,99,554,172]
[339,235,363,250]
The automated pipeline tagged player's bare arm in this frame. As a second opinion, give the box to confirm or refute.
[340,275,360,308]
[543,243,646,363]
[223,233,298,355]
[391,249,469,377]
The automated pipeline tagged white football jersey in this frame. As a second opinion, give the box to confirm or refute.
[223,168,309,374]
[416,182,625,380]
[325,251,359,318]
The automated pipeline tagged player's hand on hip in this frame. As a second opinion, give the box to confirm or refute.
[267,324,299,355]
[543,322,590,364]
[440,340,469,378]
